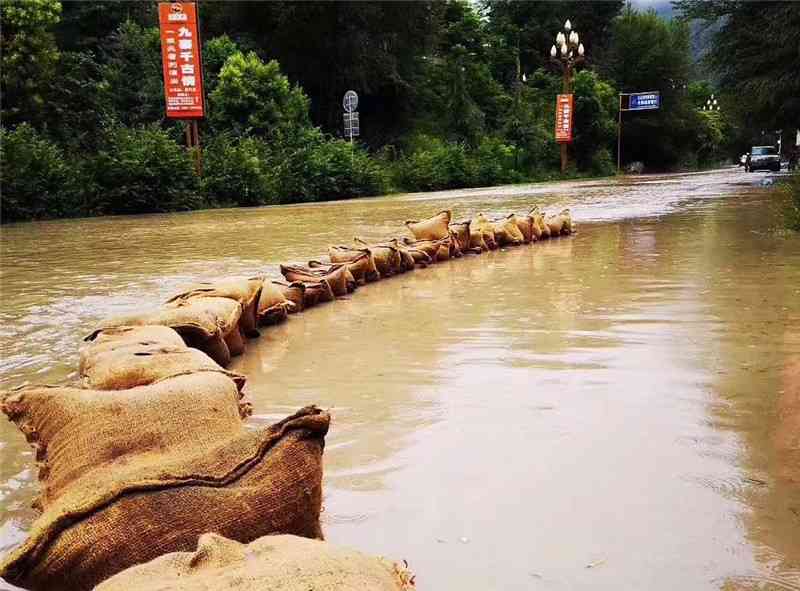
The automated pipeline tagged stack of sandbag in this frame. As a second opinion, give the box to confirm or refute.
[470,213,498,250]
[95,533,415,591]
[404,210,456,262]
[0,376,330,591]
[88,295,244,367]
[353,238,405,276]
[329,245,381,284]
[256,280,300,326]
[281,263,353,298]
[166,276,264,338]
[79,325,246,392]
[491,214,526,246]
[544,208,574,235]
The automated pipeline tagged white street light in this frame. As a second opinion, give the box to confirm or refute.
[570,31,579,45]
[550,45,557,58]
[565,19,571,32]
[556,32,565,45]
[578,43,585,56]
[561,43,568,55]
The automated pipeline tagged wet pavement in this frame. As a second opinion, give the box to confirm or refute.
[1,168,799,589]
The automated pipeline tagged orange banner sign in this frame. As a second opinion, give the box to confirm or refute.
[159,2,204,119]
[555,94,573,143]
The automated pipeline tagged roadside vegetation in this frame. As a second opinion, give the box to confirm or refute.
[1,0,797,223]
[781,172,800,231]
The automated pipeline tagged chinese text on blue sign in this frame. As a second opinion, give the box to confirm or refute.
[629,92,660,111]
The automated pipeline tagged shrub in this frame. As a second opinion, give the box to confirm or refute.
[209,51,310,139]
[590,148,616,177]
[469,137,518,186]
[85,123,202,215]
[0,123,80,222]
[783,171,800,231]
[270,128,387,203]
[393,135,470,192]
[201,133,275,207]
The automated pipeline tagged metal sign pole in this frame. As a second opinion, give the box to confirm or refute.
[617,94,623,174]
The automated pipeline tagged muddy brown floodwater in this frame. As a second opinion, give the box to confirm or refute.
[1,169,799,590]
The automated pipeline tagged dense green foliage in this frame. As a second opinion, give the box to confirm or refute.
[2,0,790,223]
[87,124,202,215]
[0,124,79,222]
[675,1,800,133]
[782,172,800,232]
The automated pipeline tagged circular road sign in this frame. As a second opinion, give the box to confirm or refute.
[343,90,358,113]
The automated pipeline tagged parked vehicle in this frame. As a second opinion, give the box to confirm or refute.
[747,146,781,172]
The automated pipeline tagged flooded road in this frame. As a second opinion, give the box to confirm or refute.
[2,168,800,589]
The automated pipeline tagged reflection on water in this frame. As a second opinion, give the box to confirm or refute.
[2,169,799,589]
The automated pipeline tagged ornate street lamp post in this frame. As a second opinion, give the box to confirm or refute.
[701,94,720,111]
[550,19,585,173]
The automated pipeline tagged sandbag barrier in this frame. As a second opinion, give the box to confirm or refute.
[0,205,573,590]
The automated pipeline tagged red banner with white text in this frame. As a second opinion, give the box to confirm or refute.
[159,2,204,119]
[555,94,573,143]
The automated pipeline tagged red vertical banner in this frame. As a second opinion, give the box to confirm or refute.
[159,2,204,119]
[555,94,573,143]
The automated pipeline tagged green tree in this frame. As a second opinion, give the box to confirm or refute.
[1,0,62,127]
[604,9,695,169]
[100,21,166,128]
[573,70,618,173]
[201,133,275,207]
[202,35,240,95]
[675,0,800,131]
[85,124,201,215]
[0,123,80,222]
[209,51,311,139]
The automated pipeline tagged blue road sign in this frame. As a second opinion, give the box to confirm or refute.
[629,92,660,110]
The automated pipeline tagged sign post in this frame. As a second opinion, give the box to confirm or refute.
[617,91,660,173]
[159,2,205,175]
[342,90,360,144]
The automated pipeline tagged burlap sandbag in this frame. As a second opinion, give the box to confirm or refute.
[514,214,536,243]
[472,213,498,249]
[79,342,246,392]
[544,211,566,235]
[290,279,335,308]
[256,281,296,326]
[308,261,358,293]
[492,214,525,246]
[281,264,350,297]
[166,277,263,338]
[448,230,463,258]
[468,224,489,251]
[403,237,450,262]
[90,297,243,367]
[329,246,381,283]
[95,533,415,591]
[529,206,550,239]
[0,377,329,591]
[393,240,431,268]
[555,208,574,234]
[450,221,479,254]
[353,238,403,277]
[405,210,452,241]
[79,326,185,369]
[272,281,306,314]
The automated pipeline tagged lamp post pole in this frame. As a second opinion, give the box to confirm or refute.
[550,19,585,174]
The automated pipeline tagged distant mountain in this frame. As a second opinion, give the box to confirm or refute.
[630,0,675,19]
[629,0,719,73]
